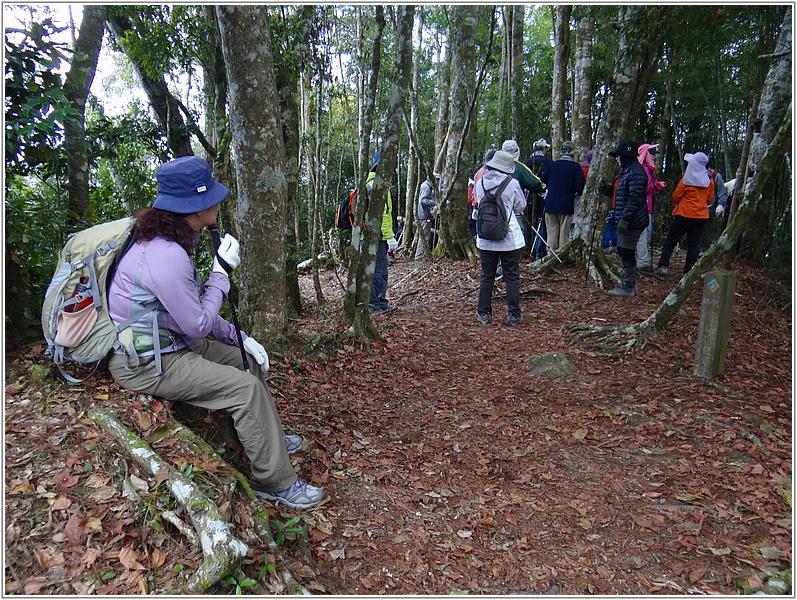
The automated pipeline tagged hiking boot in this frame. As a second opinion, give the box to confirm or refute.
[477,313,492,326]
[371,305,398,316]
[254,479,324,510]
[607,286,637,298]
[285,435,303,455]
[506,314,524,327]
[655,266,668,275]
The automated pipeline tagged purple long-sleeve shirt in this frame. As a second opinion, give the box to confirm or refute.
[108,237,242,349]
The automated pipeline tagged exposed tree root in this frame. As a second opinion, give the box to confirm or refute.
[566,321,660,355]
[89,408,248,593]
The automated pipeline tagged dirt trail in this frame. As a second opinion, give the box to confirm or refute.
[4,256,791,594]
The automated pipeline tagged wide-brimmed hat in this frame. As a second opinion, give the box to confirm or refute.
[609,139,638,158]
[501,139,521,160]
[486,150,516,174]
[560,141,575,155]
[153,156,229,214]
[533,138,551,150]
[685,151,709,166]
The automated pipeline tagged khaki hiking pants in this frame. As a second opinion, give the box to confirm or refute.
[108,338,297,493]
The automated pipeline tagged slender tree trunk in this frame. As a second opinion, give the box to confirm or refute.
[572,6,593,151]
[201,6,238,251]
[498,6,510,140]
[440,5,480,261]
[63,5,105,226]
[348,5,415,338]
[510,5,524,139]
[216,5,289,344]
[108,14,194,158]
[270,5,309,318]
[403,11,423,252]
[300,72,323,305]
[551,5,571,152]
[433,29,451,174]
[344,6,384,331]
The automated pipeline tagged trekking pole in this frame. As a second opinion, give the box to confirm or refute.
[208,223,250,372]
[584,191,601,287]
[529,221,563,263]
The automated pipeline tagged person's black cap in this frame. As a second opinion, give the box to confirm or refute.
[609,139,638,158]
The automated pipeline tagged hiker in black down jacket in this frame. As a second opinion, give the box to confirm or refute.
[607,139,649,298]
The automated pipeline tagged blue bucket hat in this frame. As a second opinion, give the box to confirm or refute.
[152,156,229,214]
[371,150,381,171]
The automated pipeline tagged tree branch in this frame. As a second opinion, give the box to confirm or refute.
[89,408,247,593]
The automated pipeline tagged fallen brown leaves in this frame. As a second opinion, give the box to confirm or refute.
[4,254,792,594]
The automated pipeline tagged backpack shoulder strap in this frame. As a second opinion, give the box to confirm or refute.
[495,174,513,198]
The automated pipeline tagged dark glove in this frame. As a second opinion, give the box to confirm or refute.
[605,210,615,226]
[617,218,629,233]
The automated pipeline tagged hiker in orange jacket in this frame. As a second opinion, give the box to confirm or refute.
[655,152,716,276]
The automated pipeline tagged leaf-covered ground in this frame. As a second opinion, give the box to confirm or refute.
[4,251,792,595]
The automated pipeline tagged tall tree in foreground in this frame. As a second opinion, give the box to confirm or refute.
[509,5,525,140]
[569,7,791,351]
[63,5,105,226]
[216,5,290,345]
[401,9,423,253]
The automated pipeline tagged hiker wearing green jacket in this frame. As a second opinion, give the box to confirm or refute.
[366,151,399,315]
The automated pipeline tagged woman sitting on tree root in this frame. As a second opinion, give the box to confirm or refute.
[107,156,324,510]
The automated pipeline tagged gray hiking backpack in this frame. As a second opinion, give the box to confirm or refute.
[476,175,513,241]
[41,217,160,382]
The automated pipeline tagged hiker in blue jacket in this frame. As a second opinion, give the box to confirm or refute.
[540,141,586,256]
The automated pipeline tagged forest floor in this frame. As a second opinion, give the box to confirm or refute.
[4,249,793,595]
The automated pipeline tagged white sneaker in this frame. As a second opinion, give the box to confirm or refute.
[254,480,325,510]
[285,435,303,455]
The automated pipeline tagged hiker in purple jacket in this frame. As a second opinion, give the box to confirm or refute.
[107,156,324,510]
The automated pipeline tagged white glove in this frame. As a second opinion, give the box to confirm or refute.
[212,234,241,274]
[387,237,398,252]
[715,204,725,218]
[431,205,440,217]
[243,336,269,372]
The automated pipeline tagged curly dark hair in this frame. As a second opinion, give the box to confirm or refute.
[131,208,199,254]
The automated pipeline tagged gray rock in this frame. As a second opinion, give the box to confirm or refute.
[527,352,577,377]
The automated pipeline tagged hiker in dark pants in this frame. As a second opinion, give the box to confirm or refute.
[367,150,399,315]
[606,139,649,298]
[656,152,716,276]
[474,150,527,327]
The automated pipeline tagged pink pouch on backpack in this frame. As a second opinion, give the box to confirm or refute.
[54,305,99,348]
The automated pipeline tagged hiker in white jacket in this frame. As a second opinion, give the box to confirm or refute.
[474,150,527,327]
